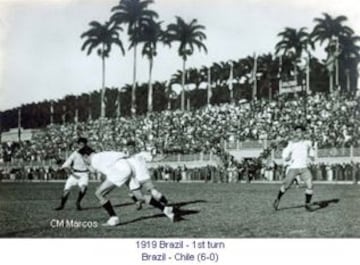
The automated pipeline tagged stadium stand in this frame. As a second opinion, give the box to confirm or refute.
[0,92,359,183]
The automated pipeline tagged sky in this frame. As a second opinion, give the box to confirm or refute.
[1,0,360,111]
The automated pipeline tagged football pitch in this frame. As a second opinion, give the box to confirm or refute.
[0,181,359,238]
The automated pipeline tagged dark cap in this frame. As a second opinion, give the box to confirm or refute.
[293,124,306,131]
[77,137,88,145]
[78,146,95,156]
[126,140,136,147]
[55,158,64,166]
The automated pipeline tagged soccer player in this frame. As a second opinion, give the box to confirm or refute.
[280,140,301,188]
[273,125,316,211]
[54,137,91,211]
[79,146,174,226]
[125,141,171,212]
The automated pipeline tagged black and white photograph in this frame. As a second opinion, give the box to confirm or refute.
[1,0,360,253]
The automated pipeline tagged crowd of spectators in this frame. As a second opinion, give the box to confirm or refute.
[1,91,359,163]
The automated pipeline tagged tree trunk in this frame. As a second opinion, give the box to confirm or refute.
[88,94,92,121]
[131,43,137,116]
[116,90,121,118]
[100,54,106,118]
[306,55,310,95]
[329,71,334,93]
[268,81,272,101]
[18,107,21,142]
[181,58,186,111]
[207,67,211,106]
[252,54,257,100]
[147,57,154,113]
[229,62,234,102]
[346,69,350,92]
[167,80,171,110]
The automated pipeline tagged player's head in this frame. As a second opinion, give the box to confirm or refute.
[77,137,88,149]
[279,140,288,148]
[293,124,306,140]
[79,146,95,165]
[126,140,136,155]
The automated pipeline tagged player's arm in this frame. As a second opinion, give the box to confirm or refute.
[152,153,167,162]
[138,150,166,162]
[60,152,76,170]
[60,152,79,177]
[281,144,292,162]
[308,142,315,162]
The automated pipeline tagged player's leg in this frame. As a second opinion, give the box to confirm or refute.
[130,179,174,222]
[55,189,70,210]
[128,178,145,210]
[143,180,169,205]
[300,168,314,211]
[131,190,175,222]
[97,160,134,226]
[292,174,300,188]
[76,185,87,210]
[55,176,76,210]
[95,179,118,225]
[76,173,89,211]
[128,191,143,210]
[76,173,89,210]
[273,169,298,210]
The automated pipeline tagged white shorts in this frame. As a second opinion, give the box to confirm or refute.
[64,172,89,190]
[128,178,154,191]
[127,158,151,182]
[104,159,133,187]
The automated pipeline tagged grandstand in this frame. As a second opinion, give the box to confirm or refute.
[1,92,359,184]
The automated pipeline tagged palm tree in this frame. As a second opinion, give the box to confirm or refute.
[338,34,360,91]
[275,27,313,81]
[257,53,278,99]
[211,62,224,87]
[164,16,207,111]
[170,70,183,87]
[311,13,355,91]
[110,0,158,116]
[187,68,203,89]
[136,19,163,113]
[81,20,125,118]
[199,65,212,105]
[311,13,354,46]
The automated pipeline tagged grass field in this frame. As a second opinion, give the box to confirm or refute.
[0,181,359,238]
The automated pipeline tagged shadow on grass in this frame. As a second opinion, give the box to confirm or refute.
[80,202,134,211]
[118,208,200,225]
[173,208,200,222]
[168,199,207,208]
[278,198,340,212]
[82,199,206,212]
[117,200,205,225]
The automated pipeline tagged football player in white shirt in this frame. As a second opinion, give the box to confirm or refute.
[280,140,300,188]
[273,125,316,211]
[80,146,174,226]
[125,141,171,211]
[54,137,92,211]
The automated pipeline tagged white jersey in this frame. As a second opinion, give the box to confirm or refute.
[90,151,127,174]
[127,151,152,182]
[61,150,89,190]
[90,151,134,187]
[61,150,88,172]
[281,143,292,168]
[283,140,314,169]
